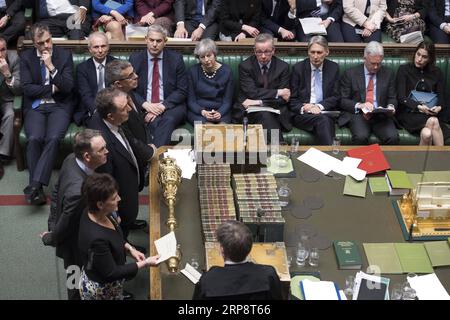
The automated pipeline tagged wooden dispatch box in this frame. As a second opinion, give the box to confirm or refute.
[205,242,290,283]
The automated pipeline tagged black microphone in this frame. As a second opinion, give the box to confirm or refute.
[243,116,248,149]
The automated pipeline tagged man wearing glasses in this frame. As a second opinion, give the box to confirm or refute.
[75,31,116,127]
[233,33,292,144]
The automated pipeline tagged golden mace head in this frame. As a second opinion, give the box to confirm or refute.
[158,157,182,205]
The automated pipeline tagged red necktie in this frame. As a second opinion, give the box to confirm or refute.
[151,58,160,103]
[364,74,374,120]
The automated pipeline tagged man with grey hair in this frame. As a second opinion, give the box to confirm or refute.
[75,31,116,126]
[233,33,292,144]
[339,41,398,145]
[130,24,188,147]
[0,36,21,179]
[290,36,340,145]
[40,128,108,300]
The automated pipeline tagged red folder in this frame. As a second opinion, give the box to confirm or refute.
[347,144,390,175]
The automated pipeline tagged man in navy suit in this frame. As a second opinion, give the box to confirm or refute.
[20,23,75,205]
[130,24,188,147]
[428,0,450,44]
[75,31,115,126]
[89,88,154,242]
[290,36,340,145]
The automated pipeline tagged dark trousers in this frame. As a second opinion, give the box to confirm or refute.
[295,20,344,42]
[0,11,26,44]
[146,105,186,147]
[347,113,399,145]
[292,113,335,145]
[185,19,219,40]
[341,22,381,43]
[428,18,450,44]
[247,111,284,144]
[23,104,71,185]
[40,14,91,40]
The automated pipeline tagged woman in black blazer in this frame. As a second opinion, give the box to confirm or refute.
[396,41,449,146]
[78,173,159,300]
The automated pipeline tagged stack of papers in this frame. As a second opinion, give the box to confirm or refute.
[246,106,280,114]
[181,263,202,284]
[154,231,177,264]
[353,271,390,300]
[163,148,196,179]
[300,279,341,300]
[299,17,327,35]
[407,273,450,300]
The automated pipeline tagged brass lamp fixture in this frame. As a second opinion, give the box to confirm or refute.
[158,157,182,272]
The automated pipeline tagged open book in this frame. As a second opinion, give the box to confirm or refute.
[246,106,280,114]
[299,17,327,36]
[180,263,202,284]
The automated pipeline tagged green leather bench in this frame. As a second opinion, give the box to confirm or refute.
[14,52,450,170]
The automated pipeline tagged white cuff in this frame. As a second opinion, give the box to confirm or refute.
[327,17,335,22]
[317,104,324,110]
[440,23,447,30]
[176,21,185,26]
[199,23,206,30]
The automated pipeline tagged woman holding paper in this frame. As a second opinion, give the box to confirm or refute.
[187,39,234,124]
[92,0,135,40]
[78,174,159,300]
[395,41,449,146]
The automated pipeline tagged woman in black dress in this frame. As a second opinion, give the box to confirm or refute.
[396,41,449,145]
[78,173,159,300]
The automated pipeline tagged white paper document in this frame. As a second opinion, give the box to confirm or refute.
[300,279,340,300]
[181,263,203,284]
[408,273,450,300]
[154,231,177,264]
[246,106,280,114]
[163,149,196,179]
[125,24,148,40]
[299,17,327,35]
[297,147,341,175]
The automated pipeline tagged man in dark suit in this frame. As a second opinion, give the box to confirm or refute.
[288,0,344,42]
[89,88,154,243]
[173,0,220,40]
[234,33,291,144]
[20,23,75,205]
[290,36,339,145]
[219,0,262,41]
[75,31,115,126]
[0,36,21,178]
[33,0,91,40]
[261,0,295,41]
[339,41,398,145]
[193,220,283,300]
[428,0,450,44]
[0,0,26,44]
[39,129,108,300]
[129,24,188,147]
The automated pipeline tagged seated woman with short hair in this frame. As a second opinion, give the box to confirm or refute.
[396,41,449,146]
[187,39,234,124]
[92,0,135,40]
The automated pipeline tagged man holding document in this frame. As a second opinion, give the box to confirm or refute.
[290,36,340,145]
[339,41,399,145]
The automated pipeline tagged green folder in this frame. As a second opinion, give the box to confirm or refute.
[386,170,413,189]
[363,243,403,274]
[424,241,450,267]
[422,171,450,183]
[368,177,390,194]
[394,243,434,274]
[343,176,367,198]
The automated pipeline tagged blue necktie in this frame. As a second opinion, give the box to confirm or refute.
[39,0,49,19]
[193,0,204,23]
[314,68,323,104]
[31,62,47,109]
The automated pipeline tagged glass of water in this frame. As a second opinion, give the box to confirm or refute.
[308,248,319,267]
[332,137,341,155]
[277,179,291,208]
[296,244,309,267]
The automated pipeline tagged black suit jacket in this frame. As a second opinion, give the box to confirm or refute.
[45,154,86,268]
[296,0,343,20]
[129,48,188,110]
[261,0,293,34]
[290,58,340,114]
[193,262,283,300]
[237,55,292,130]
[89,114,146,227]
[1,0,24,17]
[174,0,220,28]
[20,46,75,112]
[220,0,262,38]
[428,0,447,27]
[339,64,397,126]
[74,55,116,125]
